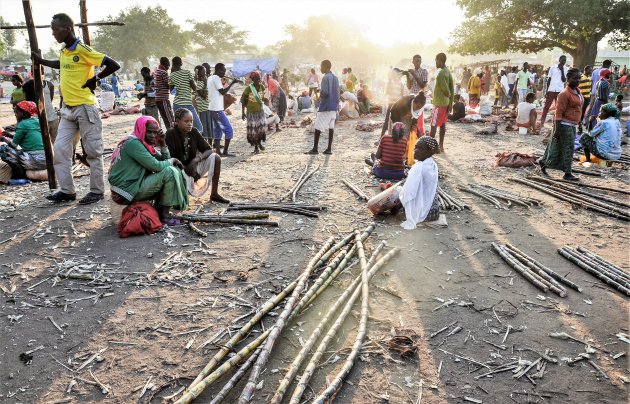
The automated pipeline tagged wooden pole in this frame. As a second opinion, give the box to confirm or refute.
[22,0,56,190]
[79,0,90,45]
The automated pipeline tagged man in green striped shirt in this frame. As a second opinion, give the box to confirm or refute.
[429,52,454,153]
[168,56,202,132]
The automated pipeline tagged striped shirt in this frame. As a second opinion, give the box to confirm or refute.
[195,79,209,112]
[378,134,407,170]
[410,67,428,94]
[168,69,194,105]
[578,74,592,99]
[153,66,170,101]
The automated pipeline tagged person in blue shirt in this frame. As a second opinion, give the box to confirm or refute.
[305,59,339,155]
[580,103,622,161]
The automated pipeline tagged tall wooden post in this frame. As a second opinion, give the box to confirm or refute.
[79,0,90,45]
[22,0,56,190]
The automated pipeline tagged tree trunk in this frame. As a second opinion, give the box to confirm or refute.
[572,39,598,69]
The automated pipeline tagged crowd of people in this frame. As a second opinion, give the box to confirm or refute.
[0,11,627,229]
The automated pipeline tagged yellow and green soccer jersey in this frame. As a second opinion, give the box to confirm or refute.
[59,39,106,106]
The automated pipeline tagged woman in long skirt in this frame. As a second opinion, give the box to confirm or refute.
[242,72,267,153]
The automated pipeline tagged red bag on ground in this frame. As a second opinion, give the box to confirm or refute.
[496,151,537,168]
[117,202,163,238]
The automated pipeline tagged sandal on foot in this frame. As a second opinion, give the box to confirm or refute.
[164,218,184,226]
[46,191,77,203]
[78,192,104,205]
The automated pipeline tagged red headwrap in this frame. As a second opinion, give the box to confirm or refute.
[599,68,611,78]
[17,100,38,117]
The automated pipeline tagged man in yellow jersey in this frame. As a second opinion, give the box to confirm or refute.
[33,13,120,204]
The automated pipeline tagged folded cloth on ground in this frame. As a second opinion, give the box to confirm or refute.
[496,151,537,168]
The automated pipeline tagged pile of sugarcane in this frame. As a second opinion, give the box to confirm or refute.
[511,176,630,221]
[558,246,630,296]
[437,186,471,211]
[280,163,320,202]
[172,211,279,227]
[226,202,324,218]
[174,223,400,404]
[459,183,542,209]
[492,243,583,297]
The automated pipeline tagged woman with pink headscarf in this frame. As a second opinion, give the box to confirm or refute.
[108,115,188,223]
[266,75,288,123]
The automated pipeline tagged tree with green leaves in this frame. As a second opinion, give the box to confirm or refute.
[92,6,188,69]
[187,20,251,61]
[0,17,17,57]
[449,0,630,68]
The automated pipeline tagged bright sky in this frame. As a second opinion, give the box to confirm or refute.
[2,0,463,50]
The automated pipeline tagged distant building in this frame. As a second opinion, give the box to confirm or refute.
[595,50,630,68]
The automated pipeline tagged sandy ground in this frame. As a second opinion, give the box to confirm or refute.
[0,90,629,404]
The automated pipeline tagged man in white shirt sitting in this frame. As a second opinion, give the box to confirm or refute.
[263,98,280,132]
[540,55,568,125]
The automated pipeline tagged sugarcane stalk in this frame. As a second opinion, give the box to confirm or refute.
[230,202,324,211]
[571,167,601,177]
[227,205,319,217]
[175,329,271,404]
[237,236,335,403]
[459,186,503,209]
[292,164,320,202]
[271,242,386,404]
[208,346,262,404]
[511,178,630,221]
[187,222,208,237]
[527,176,630,209]
[576,247,630,281]
[342,179,369,201]
[492,243,550,293]
[505,243,582,292]
[188,212,271,219]
[280,164,309,201]
[527,176,630,195]
[290,247,398,404]
[503,244,568,297]
[558,247,630,296]
[564,249,630,288]
[172,215,279,226]
[189,279,299,389]
[311,231,371,403]
[470,185,539,208]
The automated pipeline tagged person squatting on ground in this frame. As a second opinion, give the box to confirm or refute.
[165,108,229,203]
[539,68,584,181]
[366,122,408,181]
[242,72,267,154]
[516,92,538,134]
[33,12,121,204]
[306,60,339,155]
[580,103,622,162]
[108,116,188,225]
[0,101,47,182]
[168,56,202,132]
[429,52,454,153]
[208,63,239,156]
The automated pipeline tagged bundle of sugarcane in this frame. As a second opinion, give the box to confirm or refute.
[511,177,630,221]
[557,246,630,296]
[492,243,568,297]
[526,176,630,209]
[279,164,320,202]
[459,183,542,209]
[171,212,279,227]
[226,202,324,218]
[437,186,471,211]
[532,177,630,195]
[175,224,378,404]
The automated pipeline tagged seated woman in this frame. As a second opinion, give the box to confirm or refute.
[516,92,538,134]
[397,137,441,228]
[263,98,281,132]
[366,122,408,181]
[165,108,229,202]
[580,103,622,162]
[448,94,466,121]
[357,84,372,116]
[0,101,47,180]
[297,91,313,111]
[108,115,188,224]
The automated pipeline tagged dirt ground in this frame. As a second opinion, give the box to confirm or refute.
[0,89,629,404]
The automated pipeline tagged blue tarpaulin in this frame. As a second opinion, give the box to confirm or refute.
[231,57,278,77]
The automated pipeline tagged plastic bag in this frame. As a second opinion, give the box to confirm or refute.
[117,201,163,238]
[367,182,402,215]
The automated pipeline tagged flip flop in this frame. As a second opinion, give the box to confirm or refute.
[164,218,184,226]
